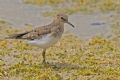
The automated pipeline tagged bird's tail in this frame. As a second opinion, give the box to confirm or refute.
[5,31,29,39]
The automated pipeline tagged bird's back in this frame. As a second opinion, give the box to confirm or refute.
[7,21,64,41]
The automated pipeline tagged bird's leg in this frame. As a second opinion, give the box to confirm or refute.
[42,49,46,64]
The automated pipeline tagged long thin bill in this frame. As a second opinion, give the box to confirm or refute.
[67,22,75,28]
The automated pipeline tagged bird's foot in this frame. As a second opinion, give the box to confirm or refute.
[42,60,48,64]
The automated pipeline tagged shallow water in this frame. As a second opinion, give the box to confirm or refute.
[0,0,115,39]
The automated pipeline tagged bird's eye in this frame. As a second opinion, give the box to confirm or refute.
[61,17,66,21]
[61,17,63,19]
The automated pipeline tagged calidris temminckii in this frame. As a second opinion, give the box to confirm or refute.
[7,13,75,63]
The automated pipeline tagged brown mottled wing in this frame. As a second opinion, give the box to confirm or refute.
[8,26,52,40]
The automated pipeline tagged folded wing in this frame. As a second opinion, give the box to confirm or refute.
[7,26,51,40]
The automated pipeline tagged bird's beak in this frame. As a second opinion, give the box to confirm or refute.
[61,17,75,28]
[67,21,75,28]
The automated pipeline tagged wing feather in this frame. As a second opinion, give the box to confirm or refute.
[7,26,52,40]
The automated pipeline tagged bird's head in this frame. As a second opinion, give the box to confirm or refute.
[55,13,75,28]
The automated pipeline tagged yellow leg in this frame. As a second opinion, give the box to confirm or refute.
[42,49,46,63]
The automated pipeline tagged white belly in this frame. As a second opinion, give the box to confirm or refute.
[27,34,61,49]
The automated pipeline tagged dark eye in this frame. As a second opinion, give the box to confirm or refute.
[61,17,63,19]
[61,17,66,21]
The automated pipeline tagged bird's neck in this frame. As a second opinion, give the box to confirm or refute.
[51,19,64,27]
[50,20,64,37]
